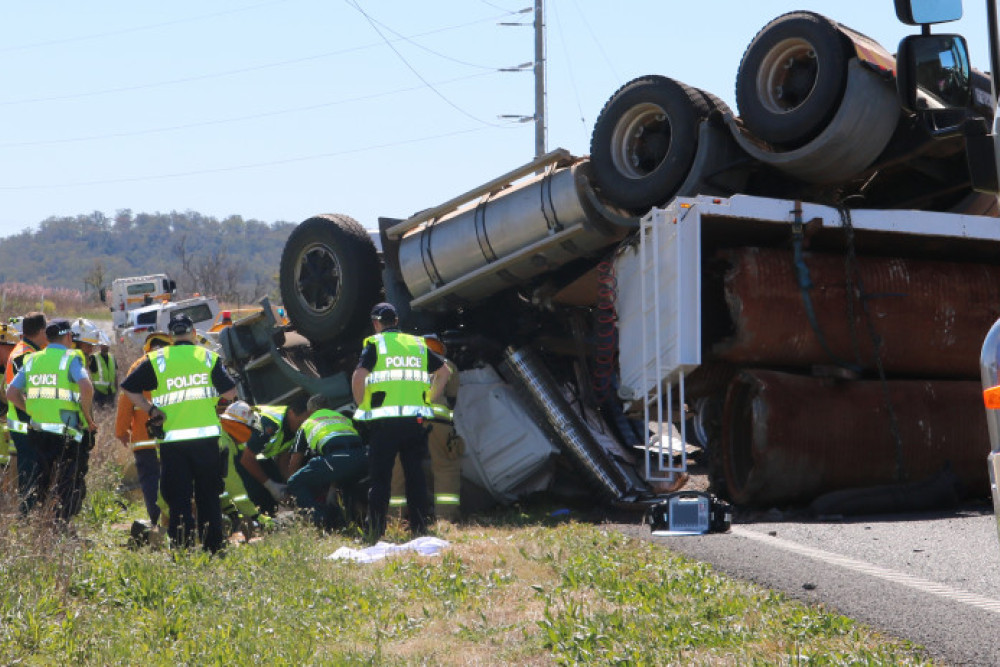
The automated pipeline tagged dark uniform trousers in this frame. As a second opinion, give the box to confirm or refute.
[159,437,225,553]
[367,417,430,539]
[28,429,92,521]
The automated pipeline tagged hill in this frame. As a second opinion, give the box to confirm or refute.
[0,210,298,303]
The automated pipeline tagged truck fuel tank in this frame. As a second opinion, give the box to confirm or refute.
[397,160,630,311]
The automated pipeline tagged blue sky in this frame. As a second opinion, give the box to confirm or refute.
[0,1,993,238]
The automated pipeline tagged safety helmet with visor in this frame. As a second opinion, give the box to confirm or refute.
[220,400,255,443]
[70,318,102,345]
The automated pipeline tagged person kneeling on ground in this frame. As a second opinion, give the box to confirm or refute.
[233,396,312,515]
[218,400,275,534]
[286,395,367,530]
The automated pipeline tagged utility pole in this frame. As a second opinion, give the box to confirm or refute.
[534,0,546,158]
[499,2,547,159]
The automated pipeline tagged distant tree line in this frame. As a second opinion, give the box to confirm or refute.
[0,210,298,305]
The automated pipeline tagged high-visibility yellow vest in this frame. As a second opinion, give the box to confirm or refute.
[301,409,360,453]
[6,340,41,435]
[149,345,221,442]
[23,347,88,441]
[92,352,116,395]
[256,405,295,458]
[355,332,432,421]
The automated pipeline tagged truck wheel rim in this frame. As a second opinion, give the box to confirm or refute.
[293,242,342,315]
[756,37,819,114]
[611,102,672,180]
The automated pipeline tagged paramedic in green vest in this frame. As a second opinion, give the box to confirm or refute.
[352,302,451,540]
[286,394,366,530]
[6,318,96,521]
[91,340,117,408]
[233,395,312,515]
[121,313,237,553]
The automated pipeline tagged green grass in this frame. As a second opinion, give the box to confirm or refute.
[0,468,934,666]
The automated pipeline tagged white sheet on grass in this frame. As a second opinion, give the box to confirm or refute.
[326,536,450,563]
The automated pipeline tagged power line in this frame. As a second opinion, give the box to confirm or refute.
[0,11,514,107]
[0,126,519,191]
[0,72,497,149]
[358,9,501,70]
[550,0,586,126]
[345,0,505,128]
[569,0,620,83]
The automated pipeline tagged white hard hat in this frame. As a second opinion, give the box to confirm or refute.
[221,400,254,427]
[70,318,102,345]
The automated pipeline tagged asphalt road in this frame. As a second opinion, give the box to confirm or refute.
[614,502,1000,665]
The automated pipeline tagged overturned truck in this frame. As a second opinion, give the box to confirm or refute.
[220,8,1000,512]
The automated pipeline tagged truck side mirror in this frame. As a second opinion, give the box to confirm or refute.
[897,34,971,119]
[895,0,963,25]
[99,287,106,303]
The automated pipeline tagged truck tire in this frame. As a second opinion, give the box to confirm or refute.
[696,88,733,118]
[589,75,709,213]
[279,214,380,344]
[735,11,852,148]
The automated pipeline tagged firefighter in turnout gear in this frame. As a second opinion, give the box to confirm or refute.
[352,302,451,541]
[115,331,172,526]
[286,395,366,530]
[218,401,274,533]
[5,312,47,512]
[389,334,464,522]
[121,313,237,553]
[6,318,96,521]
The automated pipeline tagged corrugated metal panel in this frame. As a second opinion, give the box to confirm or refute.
[713,247,1000,377]
[721,370,989,506]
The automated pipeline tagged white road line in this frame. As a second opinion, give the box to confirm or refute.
[733,526,1000,615]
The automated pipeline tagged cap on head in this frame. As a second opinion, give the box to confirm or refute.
[143,331,172,353]
[45,318,73,340]
[168,313,194,335]
[370,302,397,323]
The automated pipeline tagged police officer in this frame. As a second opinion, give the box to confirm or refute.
[6,318,96,521]
[286,395,366,530]
[389,334,464,522]
[352,302,450,541]
[5,312,47,512]
[121,313,237,553]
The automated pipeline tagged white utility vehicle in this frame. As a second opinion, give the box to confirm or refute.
[102,274,177,329]
[119,295,220,345]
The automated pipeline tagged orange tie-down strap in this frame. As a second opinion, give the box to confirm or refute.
[984,385,1000,409]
